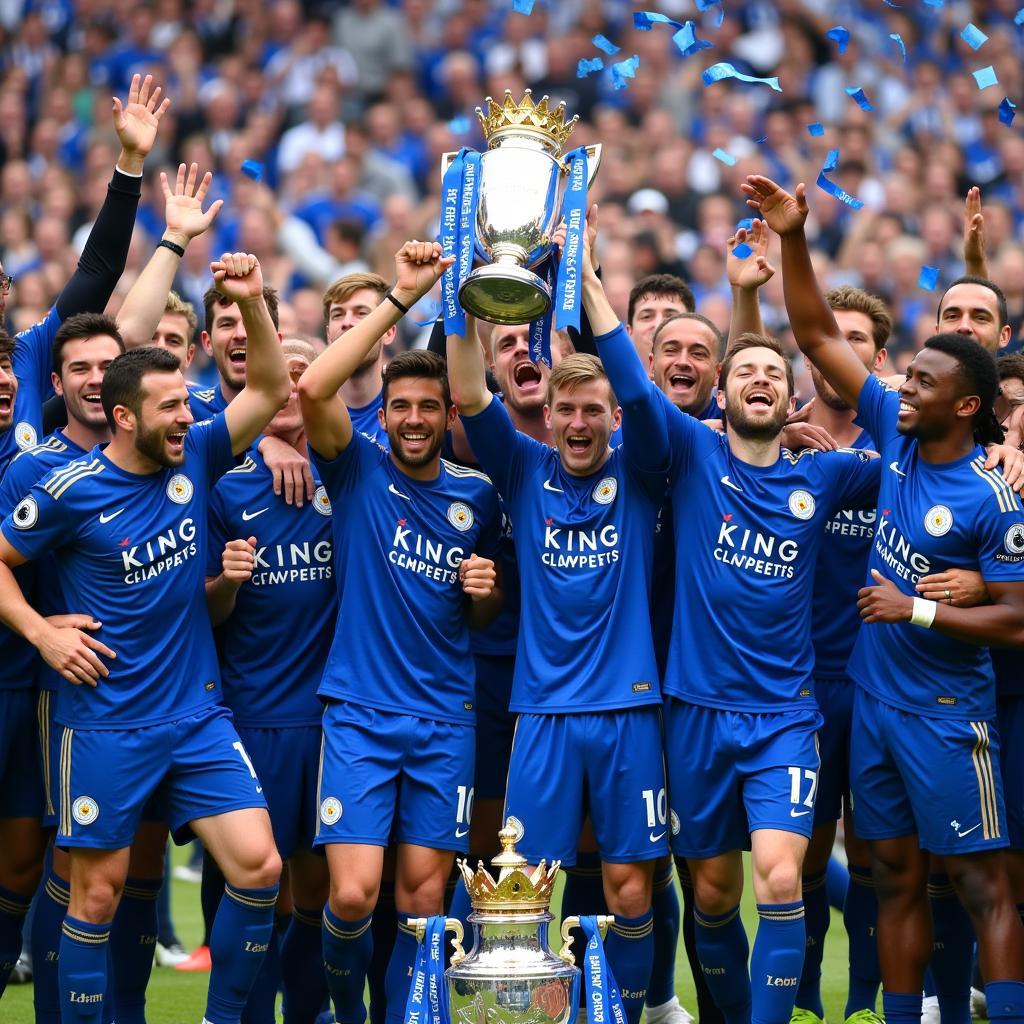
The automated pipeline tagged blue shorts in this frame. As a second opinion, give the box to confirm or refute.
[503,707,669,866]
[56,704,267,849]
[0,688,44,818]
[665,699,823,859]
[315,701,474,852]
[813,677,854,827]
[38,689,59,828]
[998,694,1024,850]
[473,653,515,802]
[850,689,1007,855]
[235,723,322,861]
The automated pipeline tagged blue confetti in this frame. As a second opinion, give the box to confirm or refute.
[881,0,902,7]
[889,33,907,61]
[731,243,753,259]
[702,62,782,92]
[611,55,640,90]
[960,23,988,50]
[695,0,720,8]
[922,0,944,6]
[576,57,605,78]
[673,21,713,57]
[918,266,940,291]
[447,116,471,133]
[511,0,535,12]
[240,159,263,182]
[592,34,619,55]
[807,122,825,136]
[845,86,874,111]
[1016,8,1024,25]
[1000,97,1017,125]
[816,148,865,209]
[826,25,850,53]
[737,218,753,231]
[973,65,998,89]
[634,11,682,31]
[713,147,736,165]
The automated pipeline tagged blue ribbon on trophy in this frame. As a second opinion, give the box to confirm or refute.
[440,148,482,338]
[572,916,627,1024]
[403,916,449,1024]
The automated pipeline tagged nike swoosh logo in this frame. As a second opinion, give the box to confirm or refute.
[889,461,906,477]
[720,475,743,492]
[98,508,126,524]
[241,508,269,521]
[455,827,469,838]
[256,786,263,794]
[543,479,563,493]
[649,831,666,842]
[790,809,811,818]
[958,823,981,837]
[388,483,411,500]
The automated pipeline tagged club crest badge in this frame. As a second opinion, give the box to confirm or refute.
[166,474,193,504]
[924,504,953,537]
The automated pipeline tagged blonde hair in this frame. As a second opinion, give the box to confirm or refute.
[546,353,617,408]
[164,290,197,336]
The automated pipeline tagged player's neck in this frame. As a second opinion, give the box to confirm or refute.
[390,452,442,483]
[725,424,781,467]
[264,425,306,454]
[104,434,163,476]
[220,377,241,406]
[342,361,383,409]
[916,431,978,464]
[806,397,863,448]
[63,414,110,453]
[506,404,551,445]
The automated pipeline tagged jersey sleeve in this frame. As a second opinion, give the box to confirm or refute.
[975,488,1024,582]
[206,488,229,578]
[309,429,381,499]
[0,480,75,562]
[825,449,882,515]
[14,308,60,404]
[855,374,900,453]
[663,392,709,481]
[473,484,503,562]
[459,397,536,501]
[187,413,235,488]
[0,453,41,516]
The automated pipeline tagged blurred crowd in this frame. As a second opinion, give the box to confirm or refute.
[1,0,1023,386]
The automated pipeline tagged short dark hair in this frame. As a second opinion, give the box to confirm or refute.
[652,312,724,359]
[937,275,1009,331]
[998,353,1024,382]
[203,285,280,335]
[0,331,14,364]
[825,285,892,352]
[52,312,124,376]
[719,332,794,398]
[924,332,1003,445]
[627,274,695,326]
[381,350,451,409]
[101,346,181,431]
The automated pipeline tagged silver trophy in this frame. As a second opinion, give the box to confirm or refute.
[410,820,613,1024]
[442,91,602,325]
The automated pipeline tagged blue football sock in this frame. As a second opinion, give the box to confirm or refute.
[694,904,752,1024]
[843,866,880,1017]
[0,884,32,995]
[32,869,70,1024]
[751,902,805,1024]
[825,856,849,912]
[242,924,280,1024]
[560,853,606,966]
[368,883,395,1024]
[647,862,680,1008]
[110,876,161,1024]
[882,990,923,1024]
[281,906,328,1024]
[204,883,279,1024]
[59,915,111,1024]
[603,909,654,1024]
[928,874,973,1024]
[322,906,372,1024]
[384,914,420,1024]
[795,872,828,1017]
[678,860,724,1024]
[986,980,1024,1024]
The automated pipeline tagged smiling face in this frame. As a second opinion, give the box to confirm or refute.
[202,299,249,392]
[545,378,621,476]
[0,347,17,431]
[650,318,719,415]
[937,282,1010,353]
[54,334,123,432]
[150,312,195,368]
[719,345,794,441]
[897,346,977,441]
[628,291,691,367]
[130,370,195,468]
[379,375,455,472]
[489,323,549,414]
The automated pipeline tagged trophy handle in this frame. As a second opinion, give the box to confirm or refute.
[408,917,468,966]
[584,144,602,186]
[557,914,615,966]
[441,150,460,178]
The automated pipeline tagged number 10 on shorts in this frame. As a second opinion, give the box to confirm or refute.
[788,766,817,811]
[642,788,667,828]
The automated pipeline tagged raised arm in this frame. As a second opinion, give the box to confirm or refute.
[298,240,453,460]
[963,186,990,280]
[726,218,774,348]
[742,175,868,410]
[215,254,290,455]
[117,163,223,348]
[446,314,492,416]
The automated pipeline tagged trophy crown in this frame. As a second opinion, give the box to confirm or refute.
[476,89,579,151]
[458,818,560,914]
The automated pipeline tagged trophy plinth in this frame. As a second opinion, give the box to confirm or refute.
[459,264,550,325]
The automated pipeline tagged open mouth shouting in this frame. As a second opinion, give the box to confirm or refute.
[166,429,187,456]
[565,433,593,456]
[512,361,543,395]
[668,371,696,398]
[228,346,247,370]
[0,388,14,421]
[743,388,775,411]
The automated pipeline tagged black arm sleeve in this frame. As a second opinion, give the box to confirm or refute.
[54,168,143,320]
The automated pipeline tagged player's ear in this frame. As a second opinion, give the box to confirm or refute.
[200,331,213,357]
[716,387,726,412]
[610,405,623,432]
[543,403,552,431]
[52,371,63,397]
[378,405,387,430]
[446,403,457,429]
[112,403,136,433]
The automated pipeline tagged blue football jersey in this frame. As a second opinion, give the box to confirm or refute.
[0,431,90,693]
[187,382,229,421]
[461,397,663,713]
[207,448,336,727]
[1,308,62,473]
[311,432,502,724]
[848,375,1024,721]
[661,394,881,712]
[348,392,389,449]
[1,416,234,728]
[811,427,878,677]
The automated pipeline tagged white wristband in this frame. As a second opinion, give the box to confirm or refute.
[911,597,937,629]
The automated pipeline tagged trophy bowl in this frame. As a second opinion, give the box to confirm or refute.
[442,91,601,326]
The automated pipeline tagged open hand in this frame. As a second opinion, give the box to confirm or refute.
[915,568,988,608]
[113,73,170,162]
[38,621,116,686]
[161,163,224,248]
[740,176,809,236]
[727,218,775,290]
